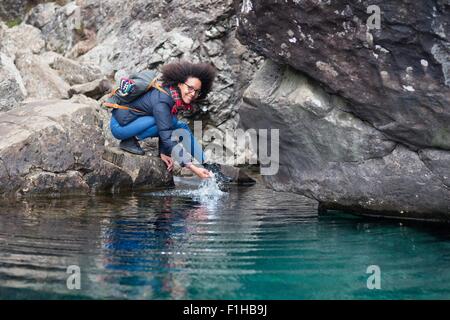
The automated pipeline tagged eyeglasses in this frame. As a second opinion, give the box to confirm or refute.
[184,83,201,97]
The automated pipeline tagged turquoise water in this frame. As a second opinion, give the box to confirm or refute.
[1,178,450,300]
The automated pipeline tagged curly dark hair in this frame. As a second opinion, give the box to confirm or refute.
[160,61,217,100]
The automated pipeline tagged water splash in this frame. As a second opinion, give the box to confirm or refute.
[194,174,226,201]
[145,175,226,204]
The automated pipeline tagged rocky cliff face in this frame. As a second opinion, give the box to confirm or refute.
[236,0,450,221]
[15,0,263,129]
[0,0,263,150]
[0,0,261,196]
[237,0,449,149]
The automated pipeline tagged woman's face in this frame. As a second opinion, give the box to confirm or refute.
[178,77,202,104]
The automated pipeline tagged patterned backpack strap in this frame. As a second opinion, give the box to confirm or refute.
[147,77,169,96]
[101,101,145,114]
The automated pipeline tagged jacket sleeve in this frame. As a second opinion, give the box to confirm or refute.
[153,101,178,156]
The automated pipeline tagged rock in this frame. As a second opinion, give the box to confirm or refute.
[0,99,174,197]
[25,1,97,59]
[419,149,450,188]
[310,145,450,221]
[68,78,112,99]
[38,51,65,66]
[50,55,102,85]
[139,137,160,156]
[102,147,174,189]
[0,0,36,23]
[174,166,195,177]
[32,1,83,54]
[0,20,5,36]
[24,2,61,29]
[236,0,450,150]
[0,23,45,58]
[239,60,450,221]
[0,52,27,112]
[15,52,71,100]
[0,23,67,102]
[65,28,96,59]
[220,164,256,185]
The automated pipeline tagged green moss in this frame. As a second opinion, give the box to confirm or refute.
[5,18,22,28]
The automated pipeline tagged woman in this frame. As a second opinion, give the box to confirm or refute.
[109,61,232,182]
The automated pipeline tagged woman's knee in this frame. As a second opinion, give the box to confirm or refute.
[110,117,125,140]
[110,126,127,140]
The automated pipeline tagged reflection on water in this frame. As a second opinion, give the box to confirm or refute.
[1,177,450,299]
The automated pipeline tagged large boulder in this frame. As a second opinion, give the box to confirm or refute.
[235,0,450,221]
[0,23,45,59]
[50,55,102,85]
[0,98,174,197]
[68,78,112,99]
[239,60,450,221]
[236,0,450,150]
[15,52,71,100]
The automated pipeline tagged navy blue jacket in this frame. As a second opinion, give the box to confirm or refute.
[112,87,177,156]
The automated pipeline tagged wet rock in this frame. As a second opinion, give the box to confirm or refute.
[309,145,450,222]
[220,164,256,185]
[0,99,174,197]
[239,60,450,221]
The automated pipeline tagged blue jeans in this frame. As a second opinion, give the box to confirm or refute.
[110,115,205,164]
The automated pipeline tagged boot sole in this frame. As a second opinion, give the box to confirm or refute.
[119,146,145,156]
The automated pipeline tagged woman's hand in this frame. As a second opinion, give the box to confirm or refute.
[160,154,174,172]
[187,164,213,179]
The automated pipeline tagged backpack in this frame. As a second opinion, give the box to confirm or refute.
[101,70,169,113]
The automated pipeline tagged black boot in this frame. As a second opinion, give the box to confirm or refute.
[119,137,145,155]
[203,163,233,184]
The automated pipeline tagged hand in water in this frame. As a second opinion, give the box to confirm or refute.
[197,168,214,179]
[188,164,214,179]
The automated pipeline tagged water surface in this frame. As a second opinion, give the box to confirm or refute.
[1,177,450,299]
